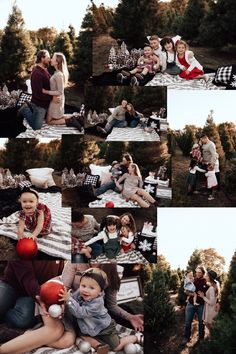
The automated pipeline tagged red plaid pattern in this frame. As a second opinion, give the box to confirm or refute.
[19,203,51,235]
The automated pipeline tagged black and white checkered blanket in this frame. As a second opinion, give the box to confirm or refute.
[0,193,71,259]
[17,119,84,138]
[89,190,140,208]
[106,127,160,142]
[146,73,225,89]
[91,249,148,264]
[25,324,143,354]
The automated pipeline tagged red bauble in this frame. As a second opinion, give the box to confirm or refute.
[40,280,65,307]
[16,238,38,260]
[105,201,114,208]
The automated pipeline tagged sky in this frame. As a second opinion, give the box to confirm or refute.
[168,90,236,130]
[158,208,236,272]
[0,0,92,34]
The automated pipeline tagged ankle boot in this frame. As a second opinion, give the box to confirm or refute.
[66,117,82,132]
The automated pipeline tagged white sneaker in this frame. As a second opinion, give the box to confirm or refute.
[208,195,214,200]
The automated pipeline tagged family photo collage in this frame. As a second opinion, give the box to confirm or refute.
[0,1,236,354]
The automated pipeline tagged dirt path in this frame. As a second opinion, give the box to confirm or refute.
[171,145,233,207]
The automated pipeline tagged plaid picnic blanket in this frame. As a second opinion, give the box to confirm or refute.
[106,127,160,142]
[88,190,140,208]
[0,193,71,260]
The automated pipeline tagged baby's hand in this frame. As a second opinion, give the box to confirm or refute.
[59,288,71,302]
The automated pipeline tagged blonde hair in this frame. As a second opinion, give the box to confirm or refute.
[176,40,189,51]
[130,163,142,178]
[54,52,69,86]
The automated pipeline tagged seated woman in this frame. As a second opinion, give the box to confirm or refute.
[0,263,144,354]
[125,103,141,128]
[115,163,159,208]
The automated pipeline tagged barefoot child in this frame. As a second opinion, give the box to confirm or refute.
[18,188,51,239]
[120,45,160,82]
[60,268,140,352]
[184,271,199,306]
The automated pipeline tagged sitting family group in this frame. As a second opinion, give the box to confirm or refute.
[18,50,84,132]
[72,211,137,263]
[96,99,146,135]
[89,153,159,208]
[117,35,206,86]
[0,261,143,354]
[183,266,220,345]
[187,133,220,201]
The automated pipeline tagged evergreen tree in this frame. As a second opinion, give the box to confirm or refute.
[112,0,163,48]
[175,125,196,156]
[178,0,208,41]
[199,0,236,47]
[218,122,236,160]
[67,25,77,52]
[58,136,84,171]
[0,4,35,85]
[72,5,93,84]
[202,110,225,164]
[224,158,236,194]
[169,272,181,293]
[54,31,74,63]
[2,139,39,173]
[221,251,236,314]
[36,27,58,52]
[144,267,175,338]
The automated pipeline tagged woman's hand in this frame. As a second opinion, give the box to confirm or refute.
[129,314,144,332]
[36,295,49,316]
[42,88,48,94]
[198,291,204,298]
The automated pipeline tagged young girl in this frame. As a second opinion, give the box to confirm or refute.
[176,40,205,80]
[115,163,158,208]
[42,52,82,131]
[121,45,160,81]
[205,164,218,201]
[84,216,121,261]
[60,268,140,353]
[190,143,203,164]
[187,159,206,195]
[18,188,51,239]
[120,225,134,253]
[160,37,182,75]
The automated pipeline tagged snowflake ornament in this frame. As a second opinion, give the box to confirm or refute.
[150,121,157,129]
[138,239,152,252]
[144,184,155,194]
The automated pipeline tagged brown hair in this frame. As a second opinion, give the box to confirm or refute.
[149,35,159,41]
[129,163,141,178]
[175,39,189,51]
[100,264,121,291]
[160,37,175,52]
[127,103,136,117]
[36,50,49,64]
[53,52,69,86]
[122,153,133,165]
[120,213,137,234]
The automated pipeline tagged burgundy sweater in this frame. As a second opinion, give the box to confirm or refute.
[2,261,64,298]
[31,65,52,108]
[189,277,209,305]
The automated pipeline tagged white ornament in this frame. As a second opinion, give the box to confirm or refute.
[144,184,155,194]
[78,340,91,353]
[138,239,152,252]
[48,304,62,318]
[124,343,138,354]
[150,121,157,129]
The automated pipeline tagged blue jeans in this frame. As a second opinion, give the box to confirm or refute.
[95,181,116,196]
[184,302,205,339]
[0,281,35,329]
[129,118,140,128]
[20,102,47,130]
[104,118,127,133]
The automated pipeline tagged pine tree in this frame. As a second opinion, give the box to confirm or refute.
[112,0,163,48]
[36,27,58,52]
[67,25,77,52]
[170,272,181,293]
[0,4,36,85]
[218,122,236,160]
[175,125,196,156]
[178,0,208,41]
[2,139,40,173]
[54,31,74,63]
[144,267,175,338]
[72,5,93,84]
[58,136,85,171]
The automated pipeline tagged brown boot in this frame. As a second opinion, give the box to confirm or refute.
[65,117,82,132]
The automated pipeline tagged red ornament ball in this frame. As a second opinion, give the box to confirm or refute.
[105,201,114,208]
[40,280,65,307]
[16,238,38,260]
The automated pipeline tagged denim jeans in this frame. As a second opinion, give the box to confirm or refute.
[20,102,47,130]
[0,281,35,329]
[129,118,140,128]
[104,118,127,133]
[184,302,205,339]
[95,181,116,196]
